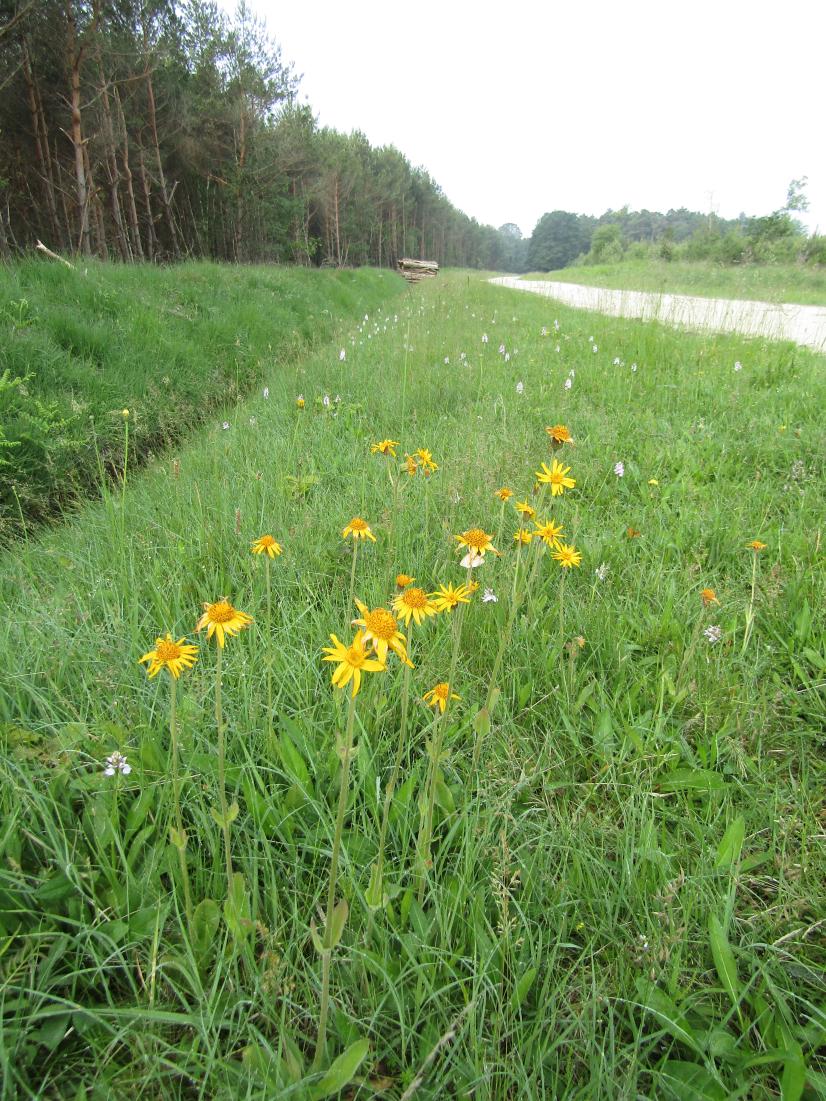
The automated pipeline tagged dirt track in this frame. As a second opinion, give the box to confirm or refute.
[489,276,826,352]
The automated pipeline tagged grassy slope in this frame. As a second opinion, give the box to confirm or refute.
[0,260,404,539]
[0,273,824,1098]
[521,259,826,306]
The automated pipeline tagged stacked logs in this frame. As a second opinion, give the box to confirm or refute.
[398,258,439,283]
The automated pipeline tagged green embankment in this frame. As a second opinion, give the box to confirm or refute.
[0,260,405,540]
[521,259,826,305]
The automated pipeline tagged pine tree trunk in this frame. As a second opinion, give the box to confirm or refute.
[66,0,91,255]
[137,142,157,260]
[21,39,61,245]
[114,87,143,260]
[141,20,179,259]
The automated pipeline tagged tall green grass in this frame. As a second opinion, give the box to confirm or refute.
[0,273,824,1098]
[521,259,826,306]
[0,260,404,540]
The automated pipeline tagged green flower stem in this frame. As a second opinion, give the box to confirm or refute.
[742,553,758,652]
[169,676,193,928]
[215,645,233,893]
[315,689,357,1069]
[417,706,445,903]
[265,556,273,736]
[347,539,360,614]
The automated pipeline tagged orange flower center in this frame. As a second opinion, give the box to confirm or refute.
[258,535,276,548]
[349,518,368,531]
[156,638,182,661]
[345,643,368,667]
[364,608,398,640]
[433,683,450,701]
[463,528,490,551]
[548,424,571,442]
[207,601,236,623]
[402,587,428,608]
[396,574,413,588]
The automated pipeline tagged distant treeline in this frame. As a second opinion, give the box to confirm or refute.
[520,186,825,273]
[0,1,518,269]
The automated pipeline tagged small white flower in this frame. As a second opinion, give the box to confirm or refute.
[555,344,561,353]
[734,361,742,372]
[595,563,609,582]
[363,314,369,322]
[482,588,498,603]
[444,356,450,364]
[613,357,621,366]
[516,381,524,394]
[262,386,269,398]
[554,320,560,331]
[460,351,467,360]
[568,369,575,378]
[334,394,342,404]
[614,461,625,477]
[588,335,594,343]
[103,752,131,777]
[504,352,510,362]
[249,416,256,426]
[222,421,230,430]
[482,332,489,343]
[704,625,722,644]
[460,551,484,569]
[297,393,304,403]
[498,343,506,355]
[592,344,598,353]
[631,363,638,373]
[564,378,572,390]
[541,326,548,336]
[323,394,331,407]
[339,349,346,361]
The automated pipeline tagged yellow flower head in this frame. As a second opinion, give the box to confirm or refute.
[700,587,719,606]
[392,586,438,627]
[648,478,659,486]
[342,517,376,542]
[626,526,641,539]
[495,487,514,502]
[514,500,536,520]
[322,630,385,696]
[513,528,533,545]
[545,424,572,448]
[122,408,130,419]
[296,396,305,409]
[455,528,498,557]
[139,633,198,679]
[536,459,576,496]
[395,573,415,588]
[423,682,460,714]
[196,600,253,648]
[533,518,564,548]
[251,534,283,559]
[352,599,412,666]
[430,582,472,613]
[371,438,399,457]
[415,448,438,475]
[403,454,418,477]
[552,543,582,569]
[746,539,767,552]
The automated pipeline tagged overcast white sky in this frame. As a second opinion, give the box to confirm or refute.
[220,0,825,237]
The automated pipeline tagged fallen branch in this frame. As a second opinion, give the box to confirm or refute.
[35,239,76,269]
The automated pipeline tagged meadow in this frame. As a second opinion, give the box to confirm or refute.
[521,260,826,307]
[0,270,824,1099]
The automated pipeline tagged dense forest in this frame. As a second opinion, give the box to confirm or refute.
[0,0,522,268]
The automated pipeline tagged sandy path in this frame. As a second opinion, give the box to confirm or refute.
[489,276,826,352]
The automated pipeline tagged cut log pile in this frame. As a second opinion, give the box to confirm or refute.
[398,258,439,283]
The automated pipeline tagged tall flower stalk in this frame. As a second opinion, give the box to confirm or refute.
[251,535,283,736]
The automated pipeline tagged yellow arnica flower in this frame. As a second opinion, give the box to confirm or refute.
[403,454,418,476]
[196,600,253,648]
[430,582,472,613]
[392,586,438,627]
[342,517,376,542]
[495,487,514,501]
[139,633,198,679]
[514,500,536,519]
[746,539,767,552]
[251,534,283,558]
[322,630,385,696]
[700,587,719,606]
[648,478,659,486]
[396,573,415,588]
[415,448,438,475]
[533,518,564,548]
[552,543,582,569]
[546,424,572,447]
[455,528,498,557]
[371,438,399,457]
[352,599,412,665]
[423,682,460,714]
[296,396,305,409]
[536,459,576,496]
[514,528,533,545]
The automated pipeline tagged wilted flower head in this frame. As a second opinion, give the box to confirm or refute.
[700,587,719,606]
[704,625,722,644]
[614,461,625,477]
[482,588,498,603]
[594,562,609,581]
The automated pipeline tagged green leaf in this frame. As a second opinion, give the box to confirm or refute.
[715,816,745,869]
[311,1037,370,1099]
[278,731,311,785]
[511,967,537,1011]
[708,913,741,1010]
[659,1060,726,1100]
[473,707,491,739]
[329,898,348,948]
[364,862,387,911]
[780,1040,806,1101]
[434,779,455,814]
[659,768,726,792]
[224,872,252,941]
[191,898,220,957]
[635,979,704,1055]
